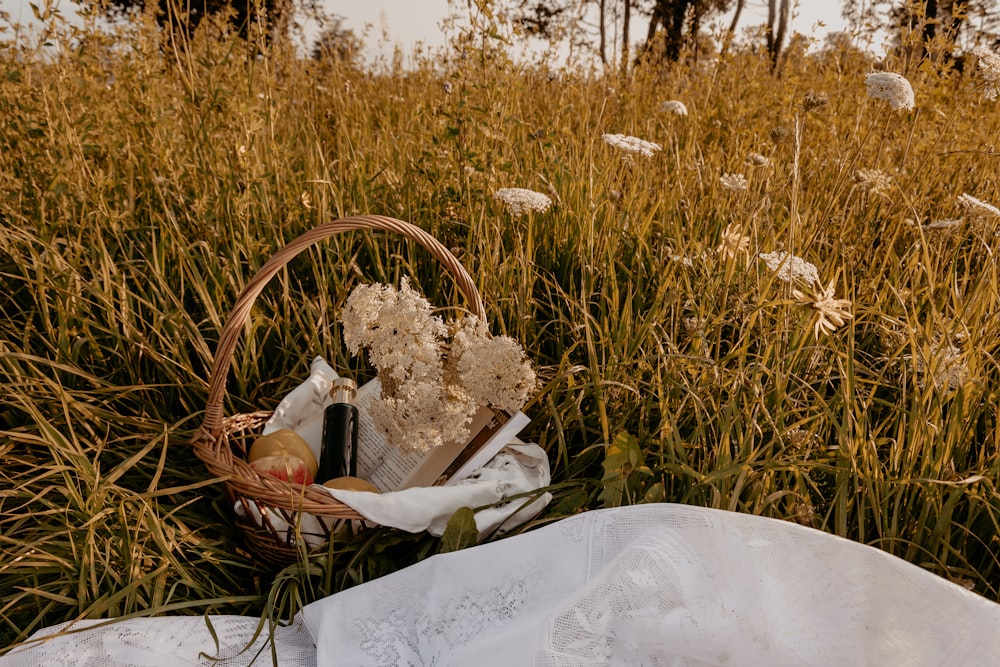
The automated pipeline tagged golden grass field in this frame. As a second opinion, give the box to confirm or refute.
[3,2,1000,649]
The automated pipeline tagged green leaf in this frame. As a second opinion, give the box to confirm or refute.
[642,482,666,504]
[552,487,590,516]
[599,431,642,508]
[438,507,478,553]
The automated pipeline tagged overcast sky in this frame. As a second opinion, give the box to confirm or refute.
[324,0,858,57]
[1,0,880,59]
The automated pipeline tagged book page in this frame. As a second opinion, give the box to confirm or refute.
[351,379,417,491]
[350,378,529,492]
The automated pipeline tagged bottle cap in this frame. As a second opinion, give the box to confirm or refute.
[330,377,357,404]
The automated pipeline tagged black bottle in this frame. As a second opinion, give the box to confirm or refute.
[318,377,359,482]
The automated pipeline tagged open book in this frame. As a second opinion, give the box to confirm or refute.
[350,378,531,492]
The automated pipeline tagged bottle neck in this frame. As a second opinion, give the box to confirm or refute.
[330,379,357,405]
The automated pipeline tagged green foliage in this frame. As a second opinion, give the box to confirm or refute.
[3,3,1000,653]
[599,431,646,507]
[438,508,479,553]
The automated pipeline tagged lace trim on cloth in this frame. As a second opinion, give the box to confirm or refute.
[353,577,531,664]
[2,614,315,666]
[303,504,1000,667]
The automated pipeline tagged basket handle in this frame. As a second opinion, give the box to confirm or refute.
[200,215,486,435]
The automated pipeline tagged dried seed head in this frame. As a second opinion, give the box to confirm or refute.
[802,90,829,112]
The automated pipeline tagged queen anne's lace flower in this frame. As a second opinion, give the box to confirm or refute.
[914,336,968,391]
[865,72,915,111]
[720,173,748,191]
[957,193,1000,220]
[450,318,536,414]
[793,280,854,338]
[368,379,475,454]
[342,281,536,453]
[602,133,662,158]
[854,168,894,197]
[659,100,688,116]
[745,152,770,167]
[922,218,965,231]
[759,251,820,285]
[802,90,829,112]
[494,188,552,217]
[973,46,1000,101]
[342,278,446,388]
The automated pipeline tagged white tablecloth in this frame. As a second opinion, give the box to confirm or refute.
[5,504,1000,666]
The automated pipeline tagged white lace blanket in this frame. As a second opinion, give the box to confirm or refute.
[6,504,1000,666]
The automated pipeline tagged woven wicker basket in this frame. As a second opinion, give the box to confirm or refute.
[191,215,487,564]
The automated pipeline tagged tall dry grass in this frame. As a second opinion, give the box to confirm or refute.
[3,2,1000,649]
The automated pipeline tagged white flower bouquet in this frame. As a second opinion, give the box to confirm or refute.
[342,277,537,454]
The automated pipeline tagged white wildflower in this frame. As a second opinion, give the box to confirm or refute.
[746,152,770,167]
[802,90,829,112]
[865,72,915,111]
[683,317,706,336]
[342,281,535,453]
[341,278,446,387]
[659,100,688,116]
[494,188,552,217]
[720,173,748,191]
[854,168,894,197]
[972,46,1000,101]
[759,251,820,285]
[715,223,751,260]
[602,133,662,158]
[914,336,968,392]
[450,318,536,413]
[300,191,312,210]
[669,252,694,268]
[922,218,965,232]
[785,427,813,450]
[792,280,854,338]
[369,379,474,453]
[957,193,1000,220]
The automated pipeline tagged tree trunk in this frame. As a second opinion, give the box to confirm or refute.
[922,0,939,44]
[766,0,776,57]
[720,0,745,57]
[663,0,689,61]
[621,0,631,74]
[599,0,607,66]
[768,0,789,69]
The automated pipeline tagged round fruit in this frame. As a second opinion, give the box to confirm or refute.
[250,453,315,486]
[322,476,379,493]
[249,429,318,478]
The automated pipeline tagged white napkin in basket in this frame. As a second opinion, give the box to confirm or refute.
[234,440,551,550]
[321,440,551,536]
[260,356,340,463]
[236,356,552,549]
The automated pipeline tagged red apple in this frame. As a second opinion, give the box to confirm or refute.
[248,429,318,479]
[249,453,314,486]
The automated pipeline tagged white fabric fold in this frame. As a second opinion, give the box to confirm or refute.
[301,504,1000,667]
[233,439,552,548]
[321,441,552,536]
[260,356,340,463]
[8,505,1000,666]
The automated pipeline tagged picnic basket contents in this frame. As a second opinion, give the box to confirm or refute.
[190,215,549,564]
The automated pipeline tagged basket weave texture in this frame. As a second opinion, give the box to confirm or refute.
[190,215,487,563]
